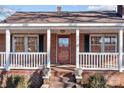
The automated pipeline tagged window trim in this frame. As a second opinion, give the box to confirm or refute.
[12,35,39,52]
[27,35,39,52]
[90,34,117,52]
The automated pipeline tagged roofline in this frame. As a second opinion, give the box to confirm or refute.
[0,23,124,27]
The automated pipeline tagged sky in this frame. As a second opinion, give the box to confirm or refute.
[3,5,88,12]
[0,5,117,20]
[2,5,116,12]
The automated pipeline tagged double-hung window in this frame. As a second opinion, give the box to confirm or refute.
[90,34,117,52]
[12,35,39,52]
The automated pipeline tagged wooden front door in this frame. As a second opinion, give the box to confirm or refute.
[58,35,70,64]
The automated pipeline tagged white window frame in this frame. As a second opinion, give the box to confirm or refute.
[12,35,25,52]
[12,35,39,52]
[27,35,39,52]
[90,34,117,52]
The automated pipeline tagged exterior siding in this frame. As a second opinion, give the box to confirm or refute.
[0,34,5,52]
[70,34,76,64]
[0,70,38,75]
[44,34,47,52]
[80,33,84,52]
[51,34,57,64]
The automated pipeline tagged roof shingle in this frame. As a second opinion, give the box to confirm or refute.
[1,11,124,23]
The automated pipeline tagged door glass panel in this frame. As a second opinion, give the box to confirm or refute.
[14,36,25,52]
[28,36,38,52]
[59,38,69,47]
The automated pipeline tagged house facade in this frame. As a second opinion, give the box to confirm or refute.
[0,5,124,74]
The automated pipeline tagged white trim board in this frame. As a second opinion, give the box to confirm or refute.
[0,23,124,27]
[1,26,124,30]
[0,23,124,30]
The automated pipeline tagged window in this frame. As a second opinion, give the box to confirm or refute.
[90,35,102,52]
[90,34,117,52]
[104,35,117,52]
[13,35,39,52]
[14,36,25,52]
[28,36,38,52]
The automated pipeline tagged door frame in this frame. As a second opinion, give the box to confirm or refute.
[57,35,71,64]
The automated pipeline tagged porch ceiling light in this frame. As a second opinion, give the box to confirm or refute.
[60,30,65,33]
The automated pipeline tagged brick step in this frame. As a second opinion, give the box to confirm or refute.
[64,82,76,88]
[51,71,74,77]
[41,84,49,88]
[48,66,76,88]
[49,73,76,88]
[49,81,65,88]
[49,80,76,88]
[50,76,72,83]
[49,76,62,81]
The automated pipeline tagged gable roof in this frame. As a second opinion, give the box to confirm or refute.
[1,11,124,23]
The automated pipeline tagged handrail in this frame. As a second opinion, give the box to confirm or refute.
[0,52,47,69]
[79,52,119,70]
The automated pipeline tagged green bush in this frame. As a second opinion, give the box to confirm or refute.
[87,73,106,88]
[7,75,29,88]
[16,76,29,88]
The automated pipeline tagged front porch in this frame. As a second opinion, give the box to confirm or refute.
[0,23,124,72]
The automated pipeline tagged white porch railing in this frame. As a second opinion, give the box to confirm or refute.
[0,52,47,69]
[9,52,47,69]
[0,52,123,70]
[0,52,6,69]
[79,52,119,70]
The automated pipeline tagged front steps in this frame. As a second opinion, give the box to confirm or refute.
[50,65,76,88]
[49,70,76,88]
[42,65,81,88]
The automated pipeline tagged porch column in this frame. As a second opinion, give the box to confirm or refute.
[76,29,80,68]
[47,29,51,68]
[5,29,10,70]
[119,29,123,72]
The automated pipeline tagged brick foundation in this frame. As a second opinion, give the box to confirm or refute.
[0,69,44,88]
[0,69,43,75]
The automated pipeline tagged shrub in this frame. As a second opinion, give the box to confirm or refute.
[7,75,19,88]
[0,74,8,88]
[87,73,106,88]
[7,75,29,88]
[16,76,29,88]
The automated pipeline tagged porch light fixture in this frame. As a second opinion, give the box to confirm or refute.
[60,30,65,33]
